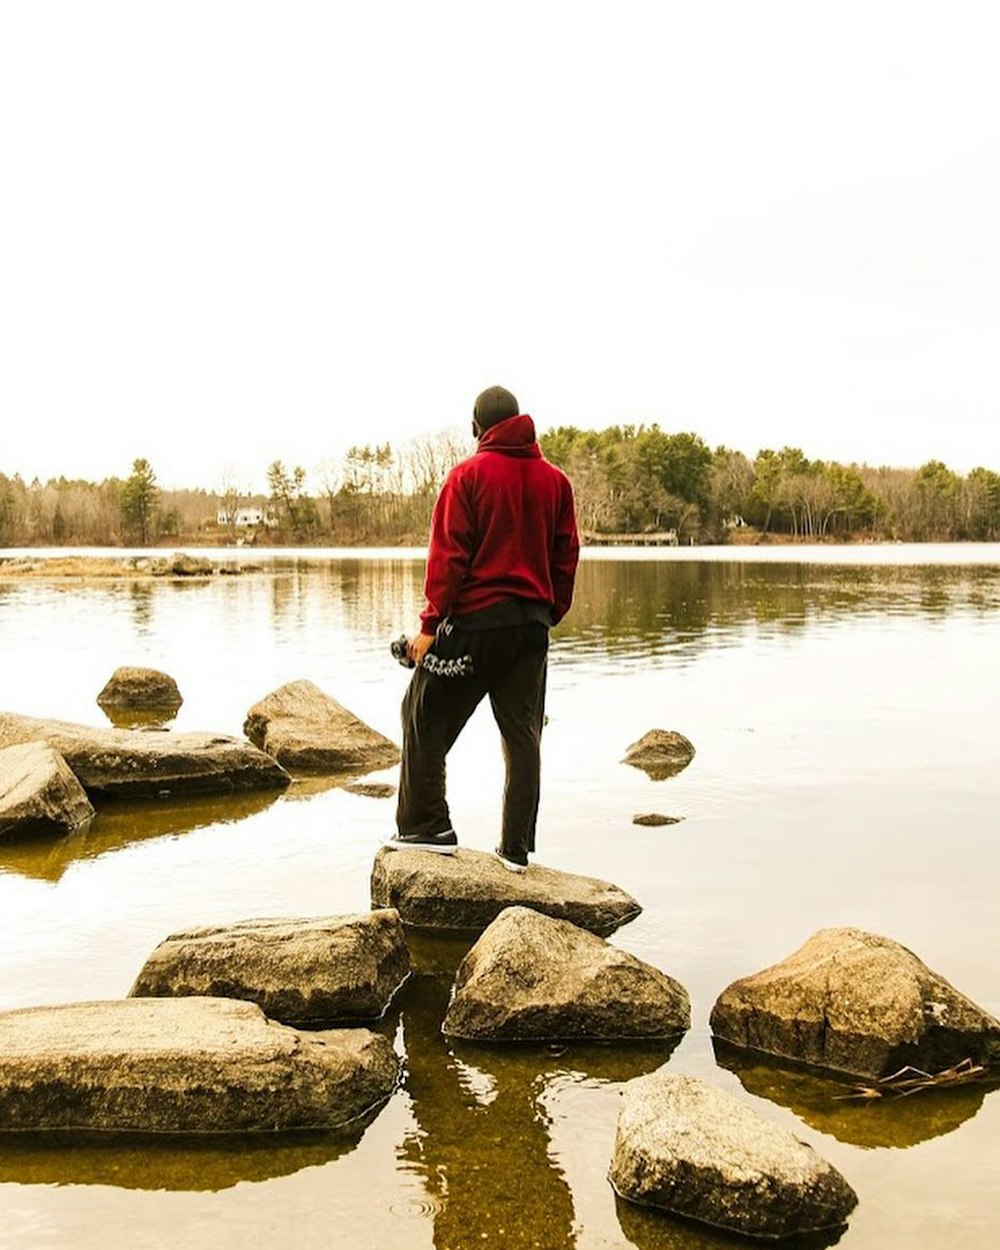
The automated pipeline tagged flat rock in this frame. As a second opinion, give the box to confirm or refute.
[0,742,95,843]
[244,680,400,774]
[97,666,183,710]
[130,910,411,1025]
[0,998,399,1134]
[609,1073,858,1240]
[442,906,689,1041]
[622,729,695,780]
[710,926,1000,1081]
[343,781,396,798]
[0,712,291,799]
[632,813,682,827]
[371,846,641,935]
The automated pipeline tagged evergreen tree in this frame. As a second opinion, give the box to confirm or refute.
[120,458,159,545]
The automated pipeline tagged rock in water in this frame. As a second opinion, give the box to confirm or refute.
[130,910,411,1025]
[343,781,396,798]
[609,1073,858,1240]
[152,553,215,577]
[0,998,399,1134]
[0,742,95,842]
[622,730,695,780]
[244,680,400,774]
[97,666,183,712]
[710,926,1000,1081]
[442,907,689,1041]
[371,846,641,935]
[0,712,290,799]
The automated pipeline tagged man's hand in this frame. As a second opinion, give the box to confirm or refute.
[408,632,435,666]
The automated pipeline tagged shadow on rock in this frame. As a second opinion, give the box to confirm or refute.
[714,1038,997,1149]
[0,789,281,882]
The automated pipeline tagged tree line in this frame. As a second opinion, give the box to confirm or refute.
[538,426,1000,542]
[3,426,1000,547]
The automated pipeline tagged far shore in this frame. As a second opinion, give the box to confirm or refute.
[4,538,1000,581]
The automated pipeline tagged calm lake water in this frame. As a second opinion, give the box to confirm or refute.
[1,546,998,1250]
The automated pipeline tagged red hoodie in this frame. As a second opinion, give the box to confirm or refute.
[420,414,580,634]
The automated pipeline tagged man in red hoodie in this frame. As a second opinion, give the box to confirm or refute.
[388,385,580,871]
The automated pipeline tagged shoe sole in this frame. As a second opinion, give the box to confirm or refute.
[384,839,457,855]
[493,851,527,873]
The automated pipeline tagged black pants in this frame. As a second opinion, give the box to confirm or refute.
[396,623,549,859]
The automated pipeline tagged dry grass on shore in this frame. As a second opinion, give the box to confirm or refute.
[0,557,158,580]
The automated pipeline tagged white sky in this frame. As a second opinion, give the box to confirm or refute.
[2,1,999,491]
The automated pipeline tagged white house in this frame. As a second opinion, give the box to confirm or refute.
[216,506,278,528]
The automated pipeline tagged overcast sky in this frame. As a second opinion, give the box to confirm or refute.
[2,1,998,491]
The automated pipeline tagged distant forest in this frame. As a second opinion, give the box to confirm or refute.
[2,425,1000,546]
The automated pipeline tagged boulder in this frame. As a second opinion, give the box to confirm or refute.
[371,846,641,935]
[710,927,1000,1081]
[442,907,689,1041]
[0,998,399,1134]
[244,680,400,774]
[609,1073,858,1240]
[0,712,291,799]
[97,666,183,711]
[153,553,215,577]
[130,910,411,1025]
[0,742,95,843]
[622,730,695,780]
[632,813,682,827]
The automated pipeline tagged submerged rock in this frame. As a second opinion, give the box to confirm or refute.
[0,712,291,799]
[632,813,682,827]
[371,846,641,936]
[0,998,399,1134]
[343,781,396,799]
[442,907,689,1041]
[609,1073,858,1240]
[710,926,1000,1081]
[244,680,400,774]
[131,910,411,1025]
[622,730,695,780]
[0,742,95,843]
[97,666,183,712]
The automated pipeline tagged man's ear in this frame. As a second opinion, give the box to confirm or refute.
[472,419,481,440]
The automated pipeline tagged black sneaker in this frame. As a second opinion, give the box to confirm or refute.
[384,830,458,855]
[494,846,528,873]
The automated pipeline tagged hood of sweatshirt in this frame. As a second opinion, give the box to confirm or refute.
[477,414,541,458]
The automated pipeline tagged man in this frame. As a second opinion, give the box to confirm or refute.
[388,385,580,871]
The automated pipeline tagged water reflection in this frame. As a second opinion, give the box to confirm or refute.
[0,1125,368,1192]
[253,558,1000,666]
[0,791,280,882]
[715,1042,996,1149]
[398,973,678,1250]
[615,1195,849,1250]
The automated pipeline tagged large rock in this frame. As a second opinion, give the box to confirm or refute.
[97,666,183,711]
[0,712,291,799]
[244,680,400,774]
[442,907,689,1041]
[0,742,95,843]
[622,729,695,780]
[710,927,1000,1081]
[0,998,399,1134]
[609,1073,858,1240]
[371,846,641,935]
[130,910,411,1025]
[153,553,215,577]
